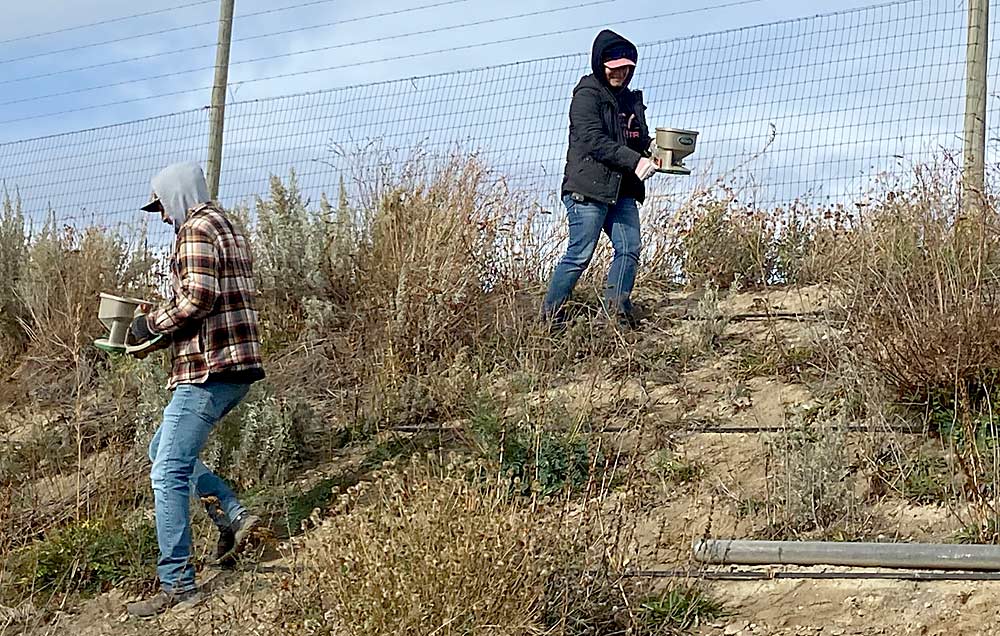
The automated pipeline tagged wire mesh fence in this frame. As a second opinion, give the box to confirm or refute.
[0,0,995,250]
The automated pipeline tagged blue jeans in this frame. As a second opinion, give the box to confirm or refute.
[543,195,641,320]
[148,381,251,593]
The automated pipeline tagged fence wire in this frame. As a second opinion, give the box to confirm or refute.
[0,0,995,249]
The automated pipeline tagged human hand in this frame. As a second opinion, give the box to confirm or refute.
[635,157,658,181]
[130,314,155,345]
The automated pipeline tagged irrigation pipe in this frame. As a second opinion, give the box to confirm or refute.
[694,539,1000,571]
[625,568,1000,582]
[678,311,831,322]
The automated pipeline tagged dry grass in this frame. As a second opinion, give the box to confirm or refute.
[0,191,27,366]
[827,164,1000,536]
[283,457,582,635]
[5,152,1000,629]
[664,184,852,290]
[4,218,156,405]
[837,166,1000,396]
[276,457,713,636]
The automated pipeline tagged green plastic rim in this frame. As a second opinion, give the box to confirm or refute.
[94,338,125,354]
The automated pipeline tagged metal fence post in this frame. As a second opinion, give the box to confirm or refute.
[206,0,236,201]
[963,0,989,213]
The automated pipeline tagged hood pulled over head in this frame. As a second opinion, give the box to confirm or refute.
[590,29,638,89]
[149,162,211,231]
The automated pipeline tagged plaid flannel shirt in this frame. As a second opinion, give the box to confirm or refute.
[146,203,263,390]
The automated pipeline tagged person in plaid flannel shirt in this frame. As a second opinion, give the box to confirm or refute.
[125,162,266,618]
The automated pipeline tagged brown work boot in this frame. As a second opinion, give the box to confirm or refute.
[126,588,201,618]
[214,512,262,565]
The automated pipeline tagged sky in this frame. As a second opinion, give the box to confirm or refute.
[0,0,889,142]
[0,0,991,244]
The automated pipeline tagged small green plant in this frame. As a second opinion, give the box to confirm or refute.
[737,342,820,380]
[470,398,596,496]
[507,370,541,395]
[955,516,1000,544]
[495,427,593,497]
[736,347,777,378]
[928,390,1000,451]
[650,449,703,486]
[637,585,727,631]
[0,426,67,487]
[6,519,156,601]
[251,431,440,538]
[273,473,362,539]
[735,497,767,519]
[921,387,1000,521]
[872,452,953,505]
[632,342,686,382]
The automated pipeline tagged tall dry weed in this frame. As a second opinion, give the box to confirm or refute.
[663,185,851,290]
[838,165,1000,396]
[285,458,577,635]
[0,192,27,364]
[254,155,566,428]
[834,164,1000,538]
[15,219,155,377]
[280,456,682,636]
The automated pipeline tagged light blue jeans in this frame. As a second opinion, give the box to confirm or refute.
[542,195,641,321]
[148,381,251,593]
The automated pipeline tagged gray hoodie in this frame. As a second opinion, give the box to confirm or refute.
[150,162,212,232]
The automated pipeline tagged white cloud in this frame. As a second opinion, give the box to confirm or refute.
[0,0,983,231]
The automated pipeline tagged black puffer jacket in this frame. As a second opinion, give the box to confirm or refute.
[561,30,653,205]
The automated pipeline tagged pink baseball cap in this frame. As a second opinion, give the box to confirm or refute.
[602,42,637,69]
[604,57,636,69]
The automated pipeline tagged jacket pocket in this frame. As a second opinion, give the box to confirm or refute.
[172,327,204,360]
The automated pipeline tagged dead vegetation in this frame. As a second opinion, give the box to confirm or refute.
[3,154,1000,635]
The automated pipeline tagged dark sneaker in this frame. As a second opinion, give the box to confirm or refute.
[214,512,262,565]
[126,589,201,618]
[615,311,641,330]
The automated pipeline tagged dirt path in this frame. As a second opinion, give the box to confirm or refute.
[696,576,1000,635]
[9,285,1000,635]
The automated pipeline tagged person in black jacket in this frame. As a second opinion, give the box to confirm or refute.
[542,29,657,328]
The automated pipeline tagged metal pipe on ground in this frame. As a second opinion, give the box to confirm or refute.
[694,539,1000,571]
[626,569,1000,582]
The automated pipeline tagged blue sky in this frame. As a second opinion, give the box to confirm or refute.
[0,0,988,242]
[0,0,885,143]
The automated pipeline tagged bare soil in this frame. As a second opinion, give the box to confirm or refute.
[6,285,998,636]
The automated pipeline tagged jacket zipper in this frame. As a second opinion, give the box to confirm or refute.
[602,84,624,205]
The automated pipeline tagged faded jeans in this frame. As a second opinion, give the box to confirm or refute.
[148,381,251,593]
[542,194,641,321]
